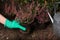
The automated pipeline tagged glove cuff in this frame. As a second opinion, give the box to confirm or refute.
[4,19,12,28]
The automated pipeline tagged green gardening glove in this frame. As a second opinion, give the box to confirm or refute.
[4,19,26,31]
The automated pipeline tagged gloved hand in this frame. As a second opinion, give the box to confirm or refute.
[4,19,26,31]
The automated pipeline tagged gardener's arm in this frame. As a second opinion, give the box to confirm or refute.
[0,14,6,24]
[0,14,26,31]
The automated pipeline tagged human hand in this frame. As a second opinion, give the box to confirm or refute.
[4,19,26,31]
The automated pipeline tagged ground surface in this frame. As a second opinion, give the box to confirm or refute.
[0,23,59,40]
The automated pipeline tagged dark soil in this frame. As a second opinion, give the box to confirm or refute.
[0,22,59,40]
